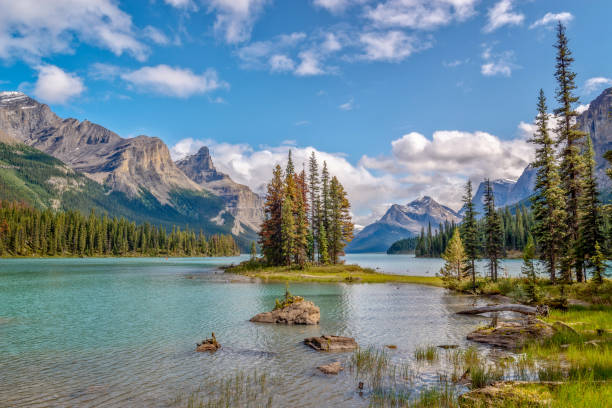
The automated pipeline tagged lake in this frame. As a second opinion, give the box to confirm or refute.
[1,256,502,407]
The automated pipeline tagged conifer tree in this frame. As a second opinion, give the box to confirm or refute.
[440,228,467,281]
[591,242,607,283]
[318,222,330,264]
[554,22,587,282]
[529,89,566,283]
[294,168,309,266]
[320,161,331,259]
[280,195,295,266]
[461,180,479,289]
[260,165,284,265]
[250,241,257,260]
[328,176,354,263]
[308,152,320,261]
[578,135,603,272]
[484,179,503,281]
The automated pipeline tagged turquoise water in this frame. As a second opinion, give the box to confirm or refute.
[0,256,495,407]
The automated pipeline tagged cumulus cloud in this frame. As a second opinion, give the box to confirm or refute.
[32,65,85,104]
[295,50,327,76]
[313,0,353,14]
[529,12,574,29]
[481,46,517,77]
[584,77,612,94]
[365,0,478,30]
[483,0,524,33]
[206,0,270,43]
[0,0,147,62]
[359,31,429,62]
[121,65,227,97]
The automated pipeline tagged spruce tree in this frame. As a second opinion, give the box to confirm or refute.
[529,89,566,283]
[294,168,309,266]
[318,222,330,264]
[484,179,503,281]
[578,135,603,271]
[591,242,607,283]
[307,152,320,261]
[461,180,479,289]
[259,165,284,265]
[521,235,539,304]
[554,22,587,282]
[320,161,331,260]
[440,228,467,281]
[328,176,353,263]
[280,195,295,266]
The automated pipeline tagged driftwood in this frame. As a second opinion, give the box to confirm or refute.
[457,304,538,316]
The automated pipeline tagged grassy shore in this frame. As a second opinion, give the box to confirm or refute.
[225,260,443,286]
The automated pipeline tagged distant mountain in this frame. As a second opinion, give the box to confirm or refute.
[579,87,612,194]
[177,146,264,235]
[0,91,262,246]
[346,196,462,253]
[468,166,537,216]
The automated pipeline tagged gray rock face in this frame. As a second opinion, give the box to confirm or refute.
[579,87,612,193]
[0,91,199,204]
[250,300,320,325]
[177,147,264,234]
[347,196,461,253]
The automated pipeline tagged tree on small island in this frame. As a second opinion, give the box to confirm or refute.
[259,151,354,267]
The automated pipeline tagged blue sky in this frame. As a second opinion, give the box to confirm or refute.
[0,0,611,225]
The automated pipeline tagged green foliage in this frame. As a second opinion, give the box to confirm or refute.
[461,181,479,289]
[484,179,504,281]
[0,201,239,257]
[273,282,303,310]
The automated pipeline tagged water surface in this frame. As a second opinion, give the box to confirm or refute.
[1,256,492,407]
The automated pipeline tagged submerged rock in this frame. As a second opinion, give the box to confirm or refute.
[317,361,343,374]
[196,333,221,352]
[304,335,358,352]
[250,300,320,325]
[466,320,554,349]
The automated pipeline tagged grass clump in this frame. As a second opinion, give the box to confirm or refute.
[414,345,438,362]
[273,282,303,310]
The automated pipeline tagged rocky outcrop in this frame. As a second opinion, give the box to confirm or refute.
[304,335,358,352]
[458,381,560,407]
[177,147,264,234]
[579,87,612,192]
[466,320,554,349]
[250,300,320,325]
[347,196,462,253]
[317,361,344,374]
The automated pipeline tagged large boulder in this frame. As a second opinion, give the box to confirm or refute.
[250,300,320,325]
[304,335,358,352]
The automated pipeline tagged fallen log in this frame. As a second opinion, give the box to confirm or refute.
[457,304,538,316]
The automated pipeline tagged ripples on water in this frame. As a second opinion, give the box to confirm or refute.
[1,256,494,407]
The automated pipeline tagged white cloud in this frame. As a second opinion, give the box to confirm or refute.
[269,54,295,72]
[206,0,269,44]
[365,0,478,30]
[295,120,311,126]
[171,138,402,225]
[143,26,170,45]
[483,0,524,33]
[529,12,573,29]
[33,65,85,104]
[164,0,194,7]
[295,50,326,76]
[121,65,227,98]
[359,31,426,62]
[339,98,354,111]
[576,104,590,114]
[481,46,517,77]
[584,77,612,94]
[313,0,352,14]
[236,32,306,70]
[443,58,469,68]
[0,0,147,62]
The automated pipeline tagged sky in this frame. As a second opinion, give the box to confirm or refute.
[0,0,611,226]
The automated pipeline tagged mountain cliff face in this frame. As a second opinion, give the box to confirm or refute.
[579,87,612,192]
[177,147,264,234]
[346,196,461,253]
[469,166,537,215]
[0,91,262,245]
[0,92,199,203]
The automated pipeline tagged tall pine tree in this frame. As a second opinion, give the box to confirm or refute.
[554,22,587,282]
[484,179,503,281]
[529,89,566,283]
[461,180,479,289]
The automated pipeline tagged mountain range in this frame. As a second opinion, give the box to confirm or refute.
[348,88,612,253]
[0,91,263,247]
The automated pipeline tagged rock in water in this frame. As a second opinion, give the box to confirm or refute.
[304,335,358,352]
[317,361,343,375]
[196,333,221,352]
[250,300,320,325]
